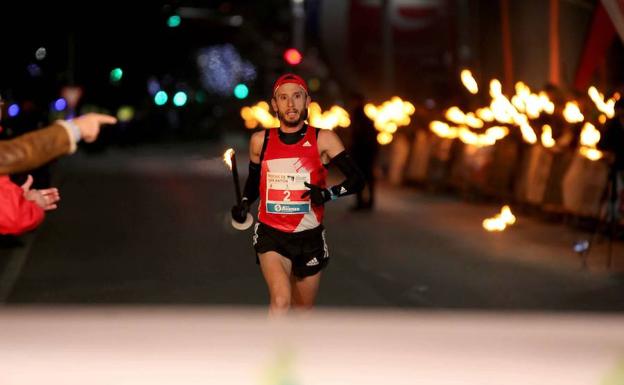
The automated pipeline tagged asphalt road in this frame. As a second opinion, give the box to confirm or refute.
[3,142,623,311]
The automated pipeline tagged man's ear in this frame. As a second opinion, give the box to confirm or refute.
[271,97,278,113]
[305,95,311,108]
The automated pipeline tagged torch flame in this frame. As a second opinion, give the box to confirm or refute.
[538,92,555,114]
[465,112,484,129]
[476,107,495,122]
[377,132,393,145]
[223,148,234,170]
[499,205,516,225]
[578,122,603,161]
[588,86,615,118]
[483,205,516,232]
[445,106,465,125]
[429,121,458,139]
[461,69,479,94]
[489,79,503,98]
[483,218,507,231]
[579,122,600,147]
[458,127,479,146]
[579,147,603,161]
[563,102,584,123]
[541,124,556,148]
[518,121,538,144]
[485,126,509,140]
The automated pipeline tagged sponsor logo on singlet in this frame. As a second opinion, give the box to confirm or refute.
[266,171,311,214]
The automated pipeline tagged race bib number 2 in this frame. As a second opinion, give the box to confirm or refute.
[266,172,310,214]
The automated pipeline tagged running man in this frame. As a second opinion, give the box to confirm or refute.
[231,73,364,315]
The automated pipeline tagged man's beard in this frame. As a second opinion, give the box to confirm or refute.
[278,108,308,128]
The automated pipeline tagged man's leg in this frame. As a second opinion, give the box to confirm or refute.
[258,251,292,316]
[290,271,322,310]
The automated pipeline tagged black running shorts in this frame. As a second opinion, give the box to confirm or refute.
[253,222,329,278]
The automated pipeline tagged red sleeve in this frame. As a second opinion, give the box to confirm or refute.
[0,176,45,235]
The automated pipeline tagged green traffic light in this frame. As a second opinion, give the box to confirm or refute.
[173,91,188,107]
[110,68,123,82]
[234,84,249,99]
[167,15,181,28]
[154,91,168,106]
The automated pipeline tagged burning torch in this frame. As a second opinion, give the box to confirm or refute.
[223,148,253,230]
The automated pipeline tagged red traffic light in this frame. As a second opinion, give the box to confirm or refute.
[283,48,302,65]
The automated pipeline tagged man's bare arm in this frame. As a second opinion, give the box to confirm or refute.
[302,129,364,205]
[249,130,266,164]
[318,129,346,164]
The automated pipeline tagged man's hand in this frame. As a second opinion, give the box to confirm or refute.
[20,175,60,211]
[71,113,118,143]
[302,182,331,205]
[231,198,250,223]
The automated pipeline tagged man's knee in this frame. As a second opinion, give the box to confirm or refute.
[272,293,291,310]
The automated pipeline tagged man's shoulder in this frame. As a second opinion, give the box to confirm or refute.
[250,129,269,152]
[251,129,267,142]
[252,129,268,138]
[315,127,341,144]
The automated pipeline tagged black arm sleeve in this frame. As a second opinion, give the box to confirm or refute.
[327,151,366,199]
[242,161,261,205]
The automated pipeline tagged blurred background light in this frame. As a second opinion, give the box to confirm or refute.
[147,78,161,96]
[154,91,168,106]
[7,104,20,117]
[233,84,249,99]
[173,91,188,107]
[196,44,256,97]
[284,48,302,66]
[167,14,181,28]
[110,68,123,83]
[35,47,47,61]
[117,106,135,122]
[27,63,42,77]
[54,98,67,111]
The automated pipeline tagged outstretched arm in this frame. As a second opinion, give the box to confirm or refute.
[0,113,117,175]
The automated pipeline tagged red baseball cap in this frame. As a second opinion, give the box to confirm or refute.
[273,73,308,95]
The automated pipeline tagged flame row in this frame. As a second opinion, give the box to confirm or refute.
[364,97,415,145]
[240,102,350,131]
[445,69,611,161]
[429,121,509,147]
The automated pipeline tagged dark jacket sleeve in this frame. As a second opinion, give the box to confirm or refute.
[0,123,73,175]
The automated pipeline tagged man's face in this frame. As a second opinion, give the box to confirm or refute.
[271,83,310,128]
